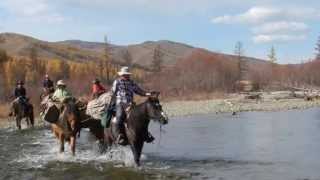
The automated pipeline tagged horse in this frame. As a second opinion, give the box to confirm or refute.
[104,92,169,166]
[50,99,81,156]
[9,98,34,130]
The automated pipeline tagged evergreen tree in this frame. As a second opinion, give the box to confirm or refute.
[268,46,277,64]
[315,35,320,60]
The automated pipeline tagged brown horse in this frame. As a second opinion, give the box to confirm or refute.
[104,93,168,166]
[9,99,34,130]
[51,100,80,156]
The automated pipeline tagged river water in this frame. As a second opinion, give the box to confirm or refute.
[1,108,320,180]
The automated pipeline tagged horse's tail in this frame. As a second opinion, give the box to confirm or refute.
[9,100,18,117]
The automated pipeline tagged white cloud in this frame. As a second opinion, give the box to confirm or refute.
[252,21,309,34]
[212,6,320,25]
[0,0,65,23]
[212,6,318,44]
[212,6,280,24]
[253,34,307,43]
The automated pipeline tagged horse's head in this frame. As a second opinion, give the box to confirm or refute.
[63,100,80,134]
[145,92,168,125]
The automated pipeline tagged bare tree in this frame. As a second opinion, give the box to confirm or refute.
[122,48,133,67]
[234,41,247,81]
[104,35,112,83]
[152,45,164,72]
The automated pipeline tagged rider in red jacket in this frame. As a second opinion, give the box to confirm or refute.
[92,79,106,98]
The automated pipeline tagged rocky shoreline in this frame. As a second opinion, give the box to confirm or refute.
[163,92,320,117]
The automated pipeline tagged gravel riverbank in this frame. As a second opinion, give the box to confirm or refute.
[163,96,320,117]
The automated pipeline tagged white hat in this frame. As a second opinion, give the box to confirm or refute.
[57,80,66,86]
[118,66,132,76]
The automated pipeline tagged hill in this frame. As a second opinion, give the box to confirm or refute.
[0,32,268,69]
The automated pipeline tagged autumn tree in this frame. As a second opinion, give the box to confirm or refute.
[27,45,46,84]
[0,49,9,100]
[104,35,112,83]
[315,35,320,60]
[122,48,133,67]
[152,45,164,72]
[0,48,8,66]
[59,60,70,79]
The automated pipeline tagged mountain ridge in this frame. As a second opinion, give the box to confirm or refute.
[0,32,268,69]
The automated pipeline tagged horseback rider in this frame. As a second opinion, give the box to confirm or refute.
[52,80,73,103]
[14,81,29,112]
[43,74,54,94]
[110,66,154,145]
[92,78,106,99]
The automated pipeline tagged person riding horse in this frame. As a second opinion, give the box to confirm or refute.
[43,74,54,95]
[14,81,29,113]
[110,66,154,145]
[92,78,106,99]
[52,80,73,103]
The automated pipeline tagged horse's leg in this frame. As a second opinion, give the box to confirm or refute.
[70,136,76,156]
[29,109,34,127]
[16,116,21,130]
[130,141,144,167]
[59,133,65,153]
[26,117,30,128]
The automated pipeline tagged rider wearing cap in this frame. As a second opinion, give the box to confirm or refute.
[92,78,106,98]
[110,66,154,145]
[52,80,72,103]
[14,81,29,112]
[14,81,26,99]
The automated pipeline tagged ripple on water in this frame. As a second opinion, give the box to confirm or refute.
[2,127,188,180]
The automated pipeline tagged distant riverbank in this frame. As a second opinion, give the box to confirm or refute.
[163,92,320,117]
[2,91,320,128]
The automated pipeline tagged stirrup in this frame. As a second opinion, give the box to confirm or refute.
[145,133,155,143]
[116,134,126,145]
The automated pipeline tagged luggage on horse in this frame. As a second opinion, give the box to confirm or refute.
[86,92,113,128]
[40,95,61,123]
[41,102,60,123]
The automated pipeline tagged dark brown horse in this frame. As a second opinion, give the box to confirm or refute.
[9,99,34,130]
[104,93,168,166]
[51,100,81,155]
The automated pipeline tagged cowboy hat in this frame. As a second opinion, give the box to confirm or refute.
[118,66,132,76]
[57,80,66,86]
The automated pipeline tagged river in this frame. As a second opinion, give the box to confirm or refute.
[1,108,320,180]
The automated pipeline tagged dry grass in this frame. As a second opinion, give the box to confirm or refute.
[0,103,10,119]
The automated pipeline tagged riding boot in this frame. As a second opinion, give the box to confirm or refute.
[115,104,127,145]
[115,123,126,145]
[144,131,155,143]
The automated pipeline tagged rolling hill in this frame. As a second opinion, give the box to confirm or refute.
[0,32,268,70]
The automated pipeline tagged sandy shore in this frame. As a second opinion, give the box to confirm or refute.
[163,93,320,117]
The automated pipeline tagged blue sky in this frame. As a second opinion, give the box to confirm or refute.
[0,0,319,64]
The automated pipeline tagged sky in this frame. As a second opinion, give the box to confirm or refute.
[0,0,319,64]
